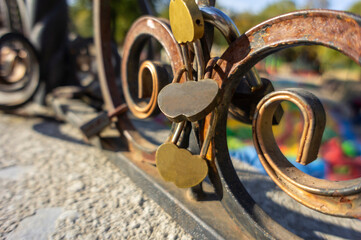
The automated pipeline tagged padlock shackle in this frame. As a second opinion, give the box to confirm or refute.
[180,44,194,81]
[171,121,186,144]
[200,6,239,44]
[193,39,205,81]
[200,111,217,159]
[200,6,263,89]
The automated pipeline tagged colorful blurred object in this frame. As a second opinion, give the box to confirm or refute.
[321,138,361,180]
[227,97,361,181]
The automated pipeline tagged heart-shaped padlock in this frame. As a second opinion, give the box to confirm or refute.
[169,0,204,44]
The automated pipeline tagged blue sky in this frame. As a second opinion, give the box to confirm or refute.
[218,0,360,13]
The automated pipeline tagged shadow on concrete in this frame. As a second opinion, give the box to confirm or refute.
[32,120,89,146]
[235,167,361,239]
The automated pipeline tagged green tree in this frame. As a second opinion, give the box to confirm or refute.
[212,0,297,47]
[110,0,141,43]
[69,0,93,37]
[231,0,296,35]
[349,1,361,14]
[69,0,174,43]
[69,0,143,43]
[256,0,296,20]
[314,1,361,73]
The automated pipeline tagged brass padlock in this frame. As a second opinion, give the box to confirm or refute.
[156,111,217,188]
[157,57,220,123]
[169,0,204,44]
[230,78,284,124]
[80,104,128,139]
[157,78,220,122]
[156,121,208,188]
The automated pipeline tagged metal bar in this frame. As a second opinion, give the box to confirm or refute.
[193,39,205,81]
[181,44,193,81]
[207,9,361,234]
[171,121,186,144]
[199,111,216,159]
[93,0,122,111]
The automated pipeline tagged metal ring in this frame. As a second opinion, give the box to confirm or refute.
[0,32,40,109]
[135,60,170,118]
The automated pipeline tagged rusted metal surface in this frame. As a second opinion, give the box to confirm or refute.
[93,0,121,111]
[253,89,361,217]
[200,6,267,124]
[94,2,177,157]
[199,10,361,235]
[254,89,326,167]
[121,16,184,119]
[211,10,361,86]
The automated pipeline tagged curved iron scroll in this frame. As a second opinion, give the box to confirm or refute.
[205,9,361,238]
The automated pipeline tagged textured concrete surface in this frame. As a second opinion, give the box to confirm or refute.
[6,208,63,240]
[0,113,192,240]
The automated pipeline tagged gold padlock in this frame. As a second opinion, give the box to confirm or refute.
[169,0,204,44]
[156,111,217,188]
[156,122,208,188]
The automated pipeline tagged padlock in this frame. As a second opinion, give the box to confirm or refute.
[157,68,218,189]
[156,111,217,188]
[158,78,220,122]
[169,0,204,44]
[230,77,283,124]
[80,104,128,139]
[158,43,219,123]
